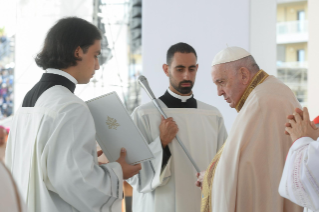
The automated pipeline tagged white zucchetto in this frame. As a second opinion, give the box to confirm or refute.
[211,46,251,66]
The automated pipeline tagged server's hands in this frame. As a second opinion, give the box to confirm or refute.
[116,148,142,179]
[195,171,205,190]
[160,116,179,148]
[97,150,107,165]
[97,150,104,157]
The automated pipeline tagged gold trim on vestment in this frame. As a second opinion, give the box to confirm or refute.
[200,69,269,212]
[235,69,269,112]
[200,143,226,212]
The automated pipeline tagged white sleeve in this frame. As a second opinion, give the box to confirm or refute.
[43,103,123,212]
[126,108,171,193]
[279,137,319,211]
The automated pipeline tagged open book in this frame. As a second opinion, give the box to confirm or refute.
[86,92,154,165]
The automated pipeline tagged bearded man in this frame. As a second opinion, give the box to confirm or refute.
[199,46,303,212]
[127,42,228,212]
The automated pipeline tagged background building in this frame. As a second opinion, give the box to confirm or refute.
[277,0,308,106]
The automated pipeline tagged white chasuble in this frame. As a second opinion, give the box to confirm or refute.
[127,100,227,212]
[0,160,27,212]
[210,75,303,212]
[5,85,123,212]
[279,137,319,212]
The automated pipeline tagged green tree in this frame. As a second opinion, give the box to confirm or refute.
[0,27,5,36]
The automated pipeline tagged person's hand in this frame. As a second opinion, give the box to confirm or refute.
[116,148,142,179]
[285,107,319,141]
[97,150,107,165]
[159,116,179,148]
[96,149,107,165]
[195,171,206,190]
[97,150,103,157]
[284,108,317,135]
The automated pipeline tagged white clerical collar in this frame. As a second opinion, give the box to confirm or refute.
[46,68,78,84]
[167,88,193,103]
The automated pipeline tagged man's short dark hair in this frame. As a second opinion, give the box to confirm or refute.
[35,17,102,70]
[166,42,197,65]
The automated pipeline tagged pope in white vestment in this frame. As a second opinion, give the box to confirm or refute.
[127,88,227,212]
[5,70,123,212]
[200,47,303,212]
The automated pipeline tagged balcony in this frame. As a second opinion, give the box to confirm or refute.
[277,20,308,44]
[277,60,307,104]
[277,61,308,69]
[277,0,307,4]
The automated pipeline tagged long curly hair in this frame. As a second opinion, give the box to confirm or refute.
[35,17,102,70]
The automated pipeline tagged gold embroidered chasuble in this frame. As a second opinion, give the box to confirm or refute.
[200,70,303,212]
[200,70,269,212]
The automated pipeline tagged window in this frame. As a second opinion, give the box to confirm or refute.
[297,10,305,32]
[297,49,305,62]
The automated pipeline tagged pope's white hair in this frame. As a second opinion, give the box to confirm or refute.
[225,55,260,73]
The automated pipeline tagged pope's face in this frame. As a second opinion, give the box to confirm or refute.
[76,40,101,84]
[164,52,198,96]
[211,64,246,108]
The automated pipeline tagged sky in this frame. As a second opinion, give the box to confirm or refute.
[0,0,17,36]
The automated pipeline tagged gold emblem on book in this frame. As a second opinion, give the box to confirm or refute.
[106,116,120,130]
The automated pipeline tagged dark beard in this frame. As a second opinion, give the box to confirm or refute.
[171,80,193,94]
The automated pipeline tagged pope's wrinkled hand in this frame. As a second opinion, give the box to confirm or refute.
[116,148,142,179]
[285,107,319,141]
[160,116,179,148]
[195,171,206,190]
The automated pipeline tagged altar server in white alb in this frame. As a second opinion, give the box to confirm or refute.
[5,17,141,212]
[280,107,319,212]
[127,42,228,212]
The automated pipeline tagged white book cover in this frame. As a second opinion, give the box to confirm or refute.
[86,92,154,165]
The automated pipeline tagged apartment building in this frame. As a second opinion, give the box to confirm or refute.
[277,0,308,106]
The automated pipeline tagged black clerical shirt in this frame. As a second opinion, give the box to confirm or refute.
[158,90,197,168]
[22,73,76,107]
